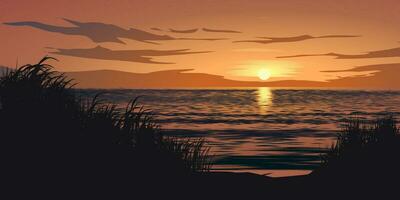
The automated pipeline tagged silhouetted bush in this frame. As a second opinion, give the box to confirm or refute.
[0,57,212,185]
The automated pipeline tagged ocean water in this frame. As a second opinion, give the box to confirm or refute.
[77,88,400,177]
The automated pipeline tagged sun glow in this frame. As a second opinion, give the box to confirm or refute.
[230,60,299,81]
[258,69,271,80]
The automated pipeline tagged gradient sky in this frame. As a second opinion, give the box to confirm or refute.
[1,0,400,83]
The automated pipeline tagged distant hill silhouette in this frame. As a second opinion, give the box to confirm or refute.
[0,66,11,74]
[65,65,400,89]
[2,64,399,89]
[66,69,325,88]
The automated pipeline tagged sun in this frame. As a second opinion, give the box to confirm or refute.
[258,69,271,81]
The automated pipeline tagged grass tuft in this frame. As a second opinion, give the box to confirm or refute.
[317,115,400,178]
[0,57,212,182]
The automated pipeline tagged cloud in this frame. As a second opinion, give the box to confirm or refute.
[322,63,400,89]
[169,28,198,33]
[152,27,241,34]
[51,45,212,64]
[4,19,228,44]
[232,48,281,52]
[277,47,400,59]
[175,37,228,41]
[4,19,174,44]
[234,34,360,44]
[150,27,163,31]
[202,28,242,33]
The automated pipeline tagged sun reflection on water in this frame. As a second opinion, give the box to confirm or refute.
[257,87,273,114]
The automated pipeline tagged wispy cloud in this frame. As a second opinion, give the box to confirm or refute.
[277,47,400,59]
[322,63,400,88]
[176,37,228,41]
[169,28,198,33]
[51,45,212,64]
[202,28,242,33]
[4,19,229,44]
[234,34,360,44]
[150,27,163,31]
[232,48,282,52]
[4,19,173,44]
[149,27,242,34]
[322,63,400,73]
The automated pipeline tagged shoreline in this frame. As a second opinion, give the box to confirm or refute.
[211,168,311,177]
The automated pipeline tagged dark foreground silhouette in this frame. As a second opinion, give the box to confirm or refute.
[1,57,399,198]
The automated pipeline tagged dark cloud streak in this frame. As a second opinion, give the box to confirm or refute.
[234,34,360,44]
[51,45,212,64]
[322,63,400,89]
[169,28,198,33]
[4,19,229,44]
[176,37,228,41]
[202,28,242,33]
[277,47,400,59]
[4,19,172,44]
[150,27,163,31]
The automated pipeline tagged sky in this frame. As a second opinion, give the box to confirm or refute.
[1,0,400,84]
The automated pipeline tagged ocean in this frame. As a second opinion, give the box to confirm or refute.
[77,88,400,177]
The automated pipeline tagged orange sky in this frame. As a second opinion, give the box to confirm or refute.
[1,0,400,84]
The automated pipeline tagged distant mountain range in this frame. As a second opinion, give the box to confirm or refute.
[1,65,399,89]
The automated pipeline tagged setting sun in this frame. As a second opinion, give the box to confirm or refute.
[258,69,271,80]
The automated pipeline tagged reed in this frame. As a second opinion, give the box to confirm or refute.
[317,115,400,178]
[0,57,212,179]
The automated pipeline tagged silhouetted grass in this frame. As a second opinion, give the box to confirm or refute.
[0,57,212,184]
[315,115,400,180]
[161,137,212,173]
